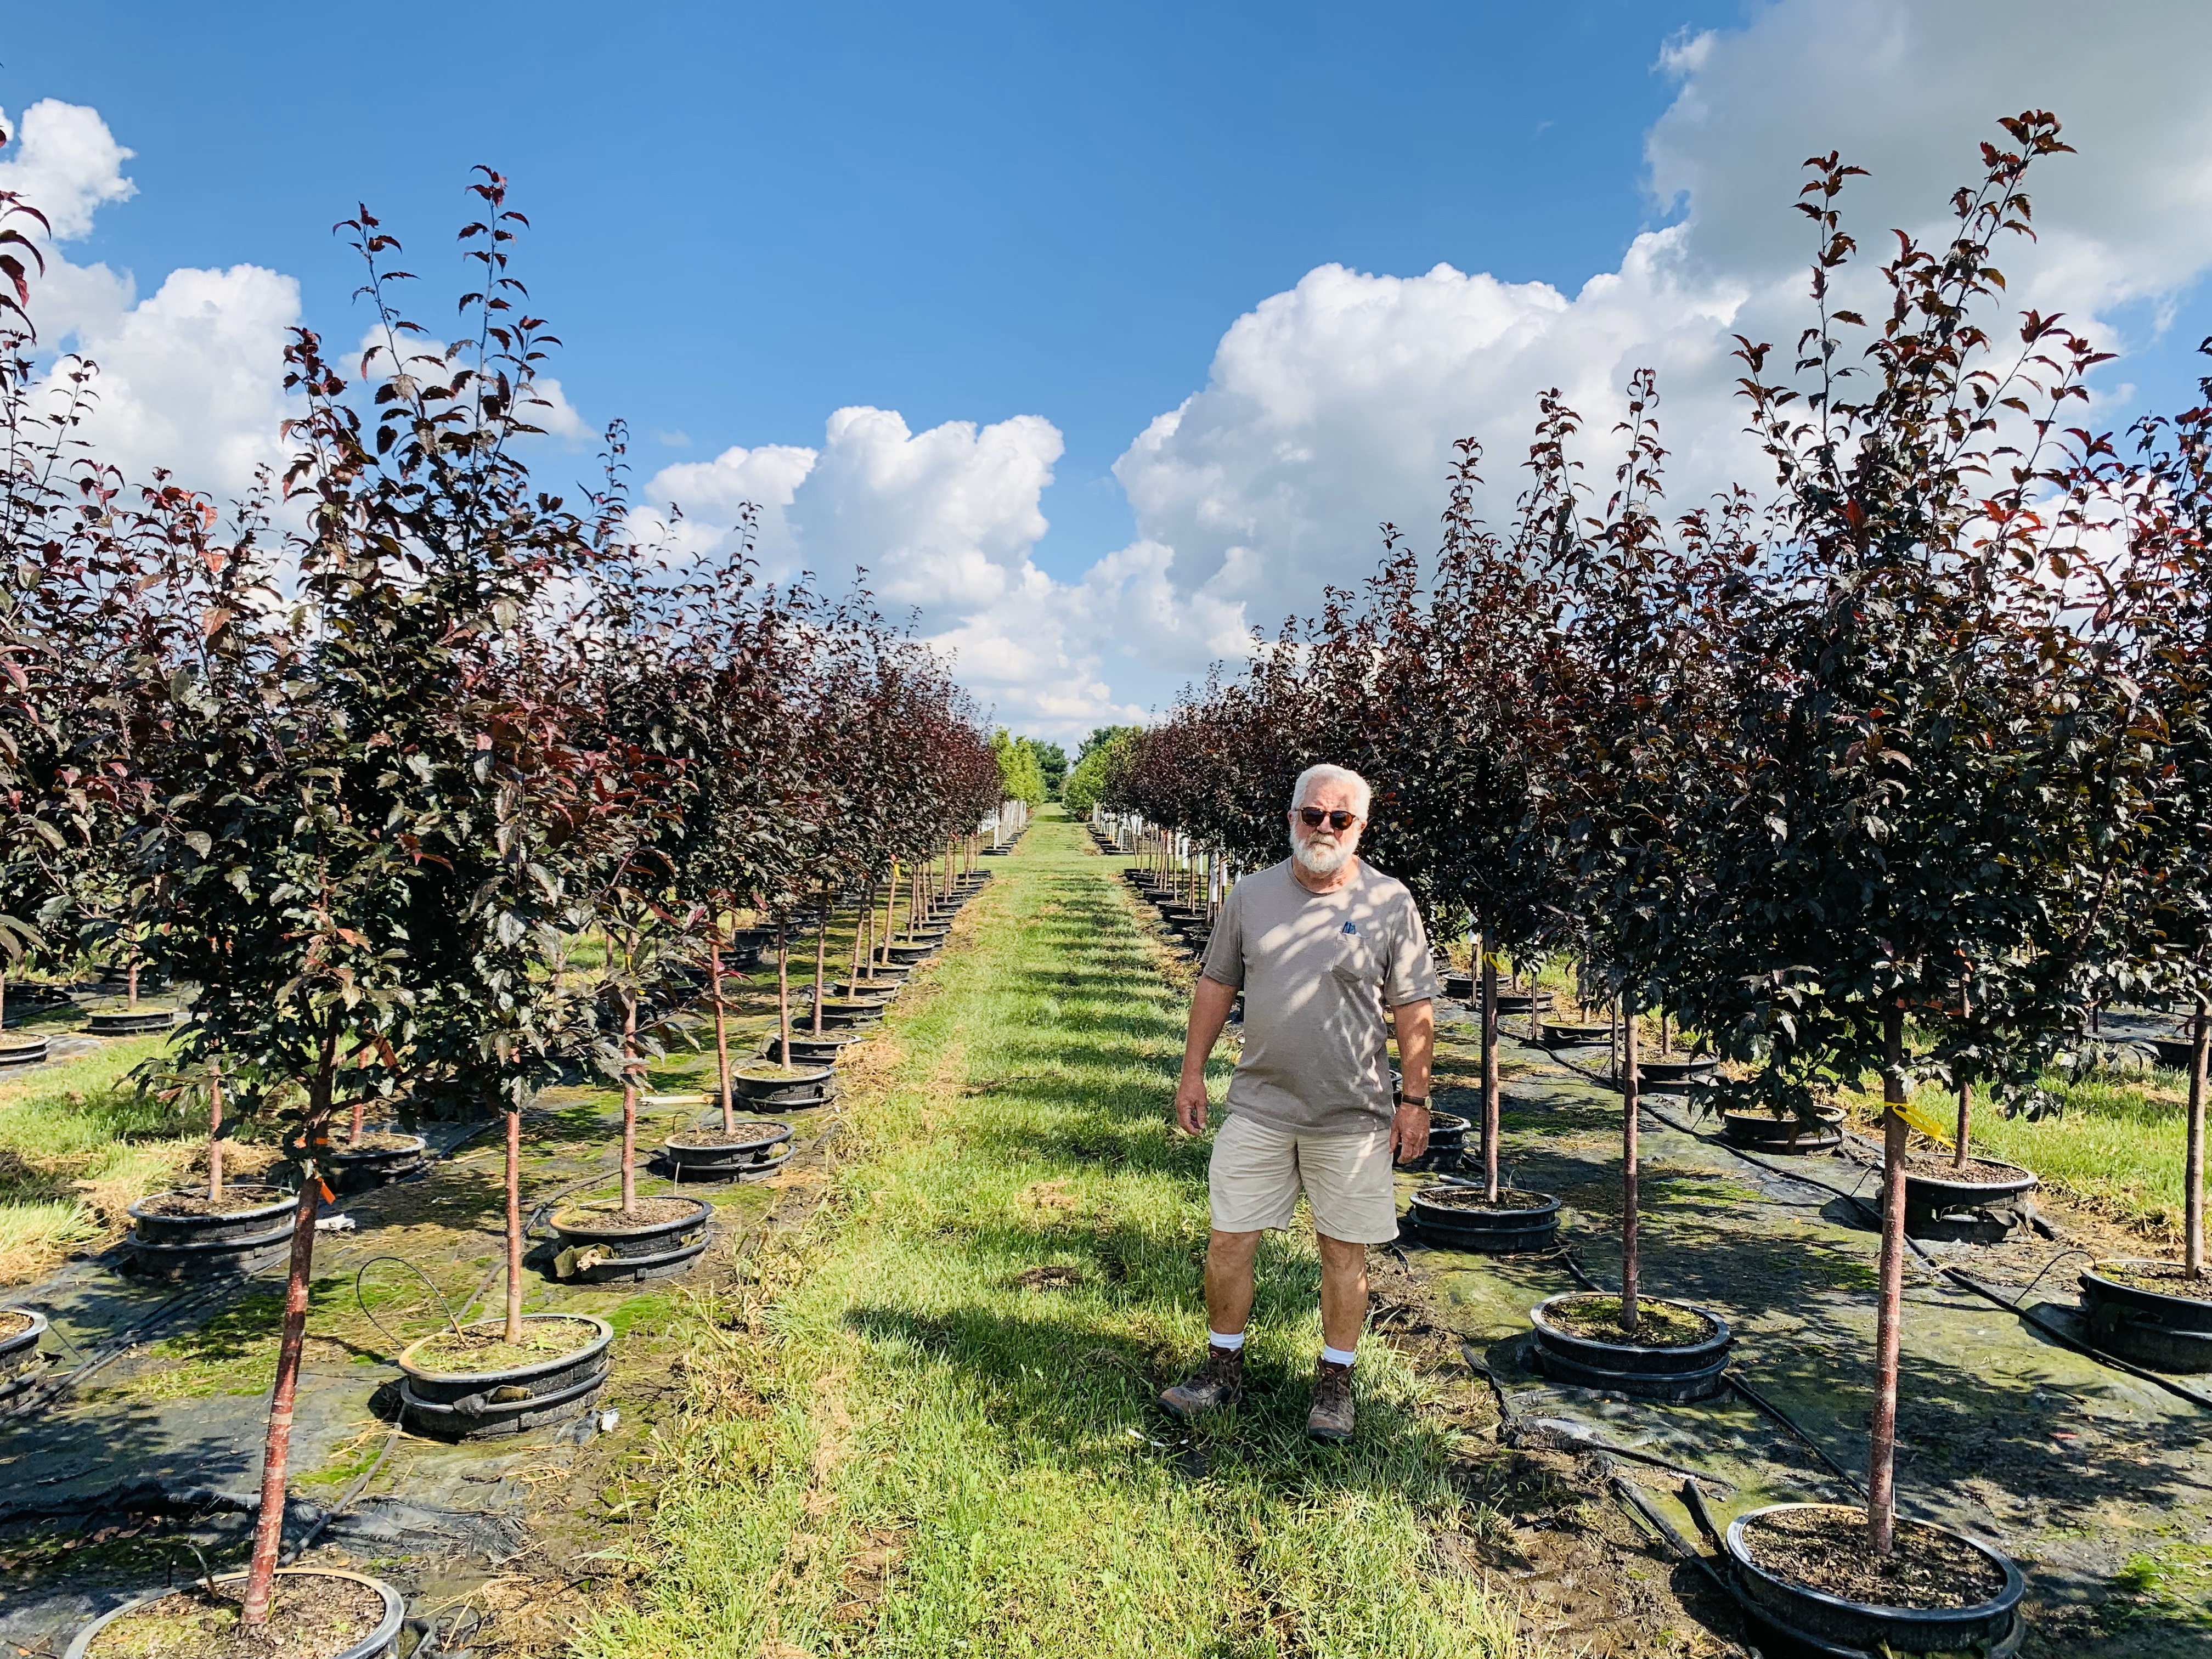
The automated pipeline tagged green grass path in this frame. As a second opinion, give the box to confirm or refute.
[576,810,1515,1658]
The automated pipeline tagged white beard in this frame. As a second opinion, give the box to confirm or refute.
[1293,837,1350,878]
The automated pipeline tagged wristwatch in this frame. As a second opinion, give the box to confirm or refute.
[1400,1095,1430,1110]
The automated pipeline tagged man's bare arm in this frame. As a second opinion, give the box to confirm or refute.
[1175,976,1238,1135]
[1390,997,1435,1162]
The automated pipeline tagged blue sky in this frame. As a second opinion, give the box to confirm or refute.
[7,3,2211,737]
[3,1,1742,577]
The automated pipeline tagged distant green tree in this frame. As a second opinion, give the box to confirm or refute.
[1031,740,1068,798]
[1063,728,1136,817]
[992,727,1046,808]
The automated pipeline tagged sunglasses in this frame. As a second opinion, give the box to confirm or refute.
[1295,807,1359,831]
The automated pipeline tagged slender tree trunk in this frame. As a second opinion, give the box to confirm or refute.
[504,1105,524,1342]
[348,1094,366,1147]
[127,956,139,1011]
[207,1063,225,1204]
[1481,934,1502,1204]
[1621,995,1640,1336]
[710,938,733,1133]
[851,882,870,985]
[1,968,8,1034]
[242,1084,329,1625]
[1953,972,1972,1170]
[811,910,828,1036]
[1869,1003,1910,1555]
[1658,1007,1670,1060]
[619,987,640,1214]
[2189,994,2208,1277]
[776,920,792,1070]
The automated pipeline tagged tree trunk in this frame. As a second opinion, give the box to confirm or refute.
[127,956,139,1011]
[776,920,792,1070]
[1620,995,1640,1336]
[851,882,871,984]
[1954,969,1972,1170]
[504,1105,524,1342]
[710,939,734,1132]
[811,910,828,1036]
[619,987,640,1214]
[242,1100,327,1625]
[1869,1003,1910,1555]
[207,1063,225,1204]
[1481,935,1502,1204]
[2189,994,2208,1277]
[348,1094,366,1147]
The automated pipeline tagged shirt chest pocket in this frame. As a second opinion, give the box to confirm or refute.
[1328,935,1382,989]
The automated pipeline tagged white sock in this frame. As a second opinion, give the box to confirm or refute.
[1321,1344,1357,1368]
[1208,1330,1246,1351]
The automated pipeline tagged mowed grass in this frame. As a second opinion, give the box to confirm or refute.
[574,812,1520,1659]
[0,1035,199,1284]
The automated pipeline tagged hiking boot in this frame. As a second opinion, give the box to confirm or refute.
[1306,1358,1355,1442]
[1159,1345,1244,1419]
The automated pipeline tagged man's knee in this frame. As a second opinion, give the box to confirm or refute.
[1208,1228,1262,1271]
[1314,1232,1368,1273]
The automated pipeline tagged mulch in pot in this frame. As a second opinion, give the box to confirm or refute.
[1415,1186,1551,1212]
[406,1314,602,1376]
[550,1196,701,1234]
[1900,1151,2030,1184]
[133,1190,292,1220]
[82,1573,386,1659]
[0,1309,31,1342]
[1739,1505,2006,1610]
[669,1127,782,1149]
[735,1062,825,1082]
[1544,1293,1718,1348]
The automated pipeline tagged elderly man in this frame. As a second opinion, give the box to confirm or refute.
[1161,762,1439,1441]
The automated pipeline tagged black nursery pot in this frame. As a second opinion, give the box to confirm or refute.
[397,1314,612,1440]
[0,1035,49,1068]
[1903,1158,2038,1243]
[0,1306,48,1392]
[1537,1023,1612,1047]
[2080,1261,2212,1373]
[664,1120,795,1182]
[1723,1503,2024,1657]
[548,1195,714,1284]
[1720,1107,1844,1155]
[284,1128,429,1192]
[125,1184,298,1280]
[768,1029,867,1067]
[1493,991,1553,1017]
[807,996,887,1030]
[64,1567,405,1659]
[1402,1186,1560,1254]
[1626,1056,1719,1093]
[731,1063,837,1108]
[1527,1291,1733,1401]
[881,940,939,966]
[87,1009,181,1036]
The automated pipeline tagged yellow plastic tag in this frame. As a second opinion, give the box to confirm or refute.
[1889,1096,1954,1147]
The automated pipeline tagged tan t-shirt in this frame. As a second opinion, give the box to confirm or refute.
[1199,858,1441,1135]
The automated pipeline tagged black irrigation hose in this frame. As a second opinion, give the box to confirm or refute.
[1724,1369,1868,1498]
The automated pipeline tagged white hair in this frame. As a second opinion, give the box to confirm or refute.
[1290,763,1372,816]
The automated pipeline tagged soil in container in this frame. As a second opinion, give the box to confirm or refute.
[735,1062,830,1082]
[1739,1506,2006,1610]
[135,1190,287,1220]
[670,1127,785,1150]
[409,1316,602,1375]
[1417,1186,1552,1212]
[0,1309,30,1342]
[1901,1150,2028,1184]
[550,1195,702,1234]
[337,1131,417,1154]
[1544,1293,1717,1347]
[76,1572,392,1659]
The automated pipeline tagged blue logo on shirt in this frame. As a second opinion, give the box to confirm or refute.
[1342,922,1358,935]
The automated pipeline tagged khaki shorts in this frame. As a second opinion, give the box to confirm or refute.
[1208,1111,1398,1245]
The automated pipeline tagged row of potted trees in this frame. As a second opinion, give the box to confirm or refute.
[1104,114,2203,1652]
[0,158,1006,1655]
